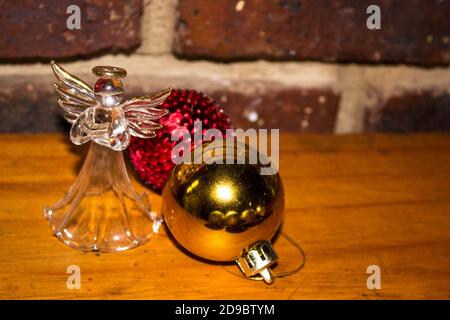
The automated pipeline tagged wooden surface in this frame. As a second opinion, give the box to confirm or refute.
[0,133,449,299]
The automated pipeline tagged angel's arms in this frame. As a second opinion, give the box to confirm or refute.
[50,60,96,123]
[122,87,172,138]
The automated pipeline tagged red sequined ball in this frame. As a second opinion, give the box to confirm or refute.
[128,89,232,192]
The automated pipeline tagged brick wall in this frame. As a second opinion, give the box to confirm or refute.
[0,0,449,133]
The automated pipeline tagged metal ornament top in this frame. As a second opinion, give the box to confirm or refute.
[50,60,172,151]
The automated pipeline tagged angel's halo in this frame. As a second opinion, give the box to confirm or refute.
[92,65,127,79]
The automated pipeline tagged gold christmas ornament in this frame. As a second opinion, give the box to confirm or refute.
[162,140,284,283]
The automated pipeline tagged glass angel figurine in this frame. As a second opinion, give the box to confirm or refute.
[44,61,172,253]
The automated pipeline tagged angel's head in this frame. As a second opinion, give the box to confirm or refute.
[92,66,127,108]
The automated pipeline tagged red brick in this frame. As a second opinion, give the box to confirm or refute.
[0,76,339,133]
[0,0,142,59]
[0,82,66,133]
[210,88,340,133]
[365,92,450,132]
[175,0,450,66]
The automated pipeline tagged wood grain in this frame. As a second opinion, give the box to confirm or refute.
[0,133,449,299]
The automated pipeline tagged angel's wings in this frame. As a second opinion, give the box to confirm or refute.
[50,60,97,124]
[122,87,172,139]
[51,60,172,141]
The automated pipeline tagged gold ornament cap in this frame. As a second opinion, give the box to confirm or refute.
[236,240,278,284]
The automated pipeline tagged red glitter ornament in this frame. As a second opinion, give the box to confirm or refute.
[128,89,232,192]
